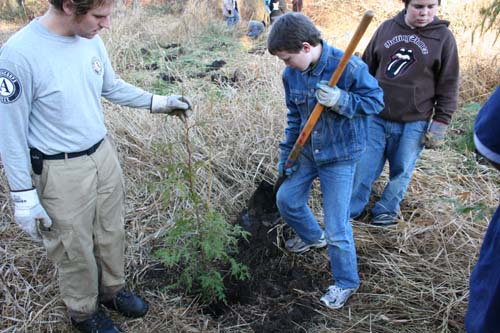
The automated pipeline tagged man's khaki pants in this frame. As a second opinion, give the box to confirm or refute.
[34,137,125,321]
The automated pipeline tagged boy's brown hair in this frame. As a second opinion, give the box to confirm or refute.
[267,12,321,55]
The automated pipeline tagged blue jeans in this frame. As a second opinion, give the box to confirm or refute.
[225,10,239,26]
[350,116,427,218]
[276,153,359,289]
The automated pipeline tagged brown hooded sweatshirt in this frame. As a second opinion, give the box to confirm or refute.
[362,10,459,124]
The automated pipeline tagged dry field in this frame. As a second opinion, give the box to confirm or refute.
[1,0,499,332]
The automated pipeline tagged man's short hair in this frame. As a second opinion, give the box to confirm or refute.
[49,0,113,16]
[402,0,441,8]
[267,12,321,55]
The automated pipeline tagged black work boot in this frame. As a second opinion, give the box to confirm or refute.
[71,311,122,333]
[101,289,148,318]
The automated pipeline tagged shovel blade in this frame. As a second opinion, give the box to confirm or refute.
[238,180,281,233]
[248,180,279,216]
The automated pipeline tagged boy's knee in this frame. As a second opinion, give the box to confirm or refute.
[276,187,294,211]
[276,189,286,208]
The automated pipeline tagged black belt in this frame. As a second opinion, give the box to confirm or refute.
[41,139,104,160]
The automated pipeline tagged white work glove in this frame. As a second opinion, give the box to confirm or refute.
[315,81,342,111]
[151,95,193,121]
[10,188,52,242]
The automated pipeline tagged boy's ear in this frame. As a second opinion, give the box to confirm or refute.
[302,42,312,52]
[62,0,75,15]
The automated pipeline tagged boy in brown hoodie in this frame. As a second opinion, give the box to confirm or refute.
[350,0,459,226]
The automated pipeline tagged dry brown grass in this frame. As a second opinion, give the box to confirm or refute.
[1,0,499,331]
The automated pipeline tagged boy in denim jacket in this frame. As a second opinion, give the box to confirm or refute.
[267,12,384,309]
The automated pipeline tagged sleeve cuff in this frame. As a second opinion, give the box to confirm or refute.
[475,134,500,164]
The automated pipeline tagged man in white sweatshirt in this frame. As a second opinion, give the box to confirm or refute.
[0,0,191,331]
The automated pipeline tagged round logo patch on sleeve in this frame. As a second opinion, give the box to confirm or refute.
[0,69,22,104]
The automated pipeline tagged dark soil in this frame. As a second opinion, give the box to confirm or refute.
[207,180,331,332]
[210,216,326,332]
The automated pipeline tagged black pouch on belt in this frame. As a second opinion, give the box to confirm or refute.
[30,148,44,175]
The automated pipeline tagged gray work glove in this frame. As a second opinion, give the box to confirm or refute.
[421,121,448,149]
[151,95,193,121]
[10,188,52,242]
[315,81,342,112]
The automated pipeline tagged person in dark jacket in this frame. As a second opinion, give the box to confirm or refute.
[269,0,287,24]
[350,0,459,226]
[465,85,500,333]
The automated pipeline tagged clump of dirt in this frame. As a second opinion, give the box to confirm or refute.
[205,180,330,332]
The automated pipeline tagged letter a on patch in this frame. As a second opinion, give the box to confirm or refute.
[0,69,22,104]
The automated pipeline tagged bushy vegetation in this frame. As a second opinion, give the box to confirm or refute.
[152,125,250,303]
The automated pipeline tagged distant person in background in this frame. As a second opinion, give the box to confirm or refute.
[292,0,303,12]
[269,0,287,24]
[223,0,239,26]
[350,0,459,226]
[267,12,384,309]
[465,85,500,333]
[0,0,192,331]
[247,20,266,39]
[263,0,272,24]
[264,0,271,11]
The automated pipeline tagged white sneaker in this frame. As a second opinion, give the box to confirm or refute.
[285,233,327,253]
[320,285,357,309]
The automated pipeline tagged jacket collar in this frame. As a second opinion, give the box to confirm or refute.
[303,39,329,77]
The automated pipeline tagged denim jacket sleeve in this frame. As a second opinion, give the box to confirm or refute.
[278,42,385,165]
[329,57,384,119]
